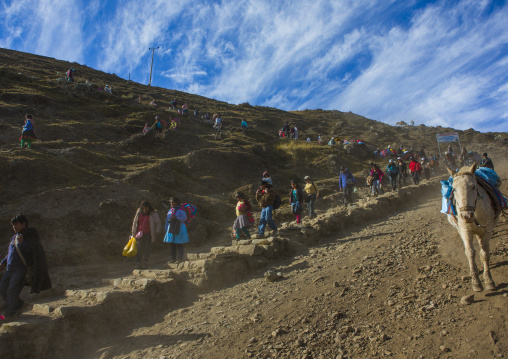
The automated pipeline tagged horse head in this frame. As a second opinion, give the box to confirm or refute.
[447,163,478,223]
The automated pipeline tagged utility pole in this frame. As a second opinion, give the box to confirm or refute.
[148,46,159,86]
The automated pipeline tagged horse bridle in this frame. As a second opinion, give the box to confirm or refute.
[453,172,478,214]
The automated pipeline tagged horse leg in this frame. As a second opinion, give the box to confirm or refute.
[477,232,496,290]
[459,229,483,291]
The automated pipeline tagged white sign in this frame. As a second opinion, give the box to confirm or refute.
[436,133,459,143]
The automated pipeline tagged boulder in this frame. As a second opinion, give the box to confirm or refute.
[238,244,264,256]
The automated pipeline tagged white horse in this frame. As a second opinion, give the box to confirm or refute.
[447,163,501,292]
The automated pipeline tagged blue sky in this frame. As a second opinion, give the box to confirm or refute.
[1,0,507,132]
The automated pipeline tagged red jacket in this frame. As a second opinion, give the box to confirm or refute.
[409,161,421,173]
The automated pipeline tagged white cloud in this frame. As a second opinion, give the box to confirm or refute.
[97,0,188,78]
[331,1,508,131]
[0,0,85,62]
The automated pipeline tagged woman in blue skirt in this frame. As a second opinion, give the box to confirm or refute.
[163,197,189,262]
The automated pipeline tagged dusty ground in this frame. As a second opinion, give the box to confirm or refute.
[80,173,507,359]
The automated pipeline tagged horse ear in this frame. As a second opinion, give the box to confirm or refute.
[446,166,455,177]
[470,162,477,174]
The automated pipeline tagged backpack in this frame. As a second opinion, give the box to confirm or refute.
[243,199,252,212]
[273,194,282,210]
[179,203,197,224]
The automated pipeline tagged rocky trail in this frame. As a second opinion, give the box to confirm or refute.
[91,192,507,359]
[1,172,507,359]
[1,173,508,359]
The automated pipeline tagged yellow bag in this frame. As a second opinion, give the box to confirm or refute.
[122,237,138,257]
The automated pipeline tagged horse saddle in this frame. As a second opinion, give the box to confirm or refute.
[475,176,507,214]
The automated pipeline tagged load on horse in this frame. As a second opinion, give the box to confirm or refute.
[443,163,506,292]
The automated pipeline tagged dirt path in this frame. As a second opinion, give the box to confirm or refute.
[85,191,508,359]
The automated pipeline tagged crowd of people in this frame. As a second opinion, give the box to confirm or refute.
[7,75,501,324]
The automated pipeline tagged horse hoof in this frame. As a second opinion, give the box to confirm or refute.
[485,282,496,291]
[472,283,483,292]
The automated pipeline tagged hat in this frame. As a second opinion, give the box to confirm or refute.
[155,116,159,119]
[389,159,394,163]
[304,176,311,180]
[263,171,270,177]
[397,157,402,160]
[340,166,345,170]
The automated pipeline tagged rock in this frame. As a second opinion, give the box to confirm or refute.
[272,328,286,337]
[261,245,275,258]
[460,294,474,305]
[440,345,451,352]
[380,333,390,342]
[211,246,227,254]
[55,306,81,318]
[186,253,200,260]
[32,304,53,315]
[342,325,355,333]
[95,291,110,303]
[251,238,269,245]
[461,275,472,282]
[265,270,280,282]
[249,337,258,343]
[238,239,252,245]
[238,244,264,256]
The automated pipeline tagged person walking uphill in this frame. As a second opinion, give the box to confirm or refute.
[256,181,278,238]
[338,166,355,206]
[20,114,37,149]
[233,193,254,239]
[164,197,190,263]
[0,214,51,320]
[289,180,304,224]
[131,201,161,268]
[304,176,319,218]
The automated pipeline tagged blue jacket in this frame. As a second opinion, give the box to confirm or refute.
[386,163,399,175]
[1,234,33,271]
[339,169,355,189]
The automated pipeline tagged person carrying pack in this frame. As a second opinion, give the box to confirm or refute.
[409,157,422,185]
[397,157,407,187]
[233,192,254,239]
[338,167,355,206]
[255,181,278,238]
[289,180,304,224]
[304,176,320,217]
[213,114,223,140]
[163,197,191,263]
[386,159,399,191]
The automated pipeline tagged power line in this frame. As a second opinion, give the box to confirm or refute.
[148,46,160,86]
